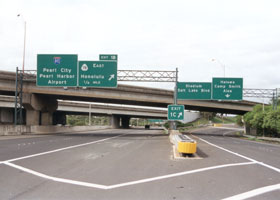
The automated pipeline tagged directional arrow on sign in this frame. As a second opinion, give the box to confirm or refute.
[225,94,230,98]
[109,74,115,81]
[178,112,182,118]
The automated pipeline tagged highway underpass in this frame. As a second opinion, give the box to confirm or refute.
[0,95,166,127]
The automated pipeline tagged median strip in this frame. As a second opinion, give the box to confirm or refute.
[170,130,197,158]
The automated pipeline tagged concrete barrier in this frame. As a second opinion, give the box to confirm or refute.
[0,125,111,135]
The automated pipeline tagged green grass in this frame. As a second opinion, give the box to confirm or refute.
[212,116,236,124]
[178,118,209,132]
[177,116,238,132]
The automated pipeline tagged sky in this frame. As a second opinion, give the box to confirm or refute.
[0,0,280,92]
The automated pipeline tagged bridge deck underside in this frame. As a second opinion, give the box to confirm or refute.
[0,72,255,115]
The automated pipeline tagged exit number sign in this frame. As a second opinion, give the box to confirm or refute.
[168,105,184,121]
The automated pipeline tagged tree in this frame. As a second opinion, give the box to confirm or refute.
[263,109,280,136]
[235,115,243,126]
[244,103,280,137]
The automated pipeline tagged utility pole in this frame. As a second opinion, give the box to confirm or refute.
[17,14,26,73]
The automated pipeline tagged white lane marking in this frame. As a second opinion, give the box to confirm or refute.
[4,162,108,190]
[195,136,280,173]
[106,162,256,189]
[4,134,125,163]
[3,161,255,190]
[194,135,280,199]
[222,183,280,200]
[195,136,258,163]
[258,162,280,173]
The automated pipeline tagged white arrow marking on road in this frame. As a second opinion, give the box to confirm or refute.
[109,74,115,81]
[225,94,230,98]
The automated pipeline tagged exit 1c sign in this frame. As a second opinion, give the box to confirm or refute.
[168,105,184,121]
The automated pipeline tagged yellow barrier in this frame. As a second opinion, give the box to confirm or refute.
[172,134,197,154]
[178,141,197,154]
[213,123,222,127]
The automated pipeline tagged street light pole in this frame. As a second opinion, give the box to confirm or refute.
[17,14,26,73]
[212,59,225,77]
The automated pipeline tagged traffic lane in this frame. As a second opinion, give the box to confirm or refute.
[11,129,249,186]
[0,129,123,161]
[3,128,280,199]
[192,129,280,169]
[3,161,280,200]
[190,126,242,137]
[0,164,47,200]
[247,190,280,200]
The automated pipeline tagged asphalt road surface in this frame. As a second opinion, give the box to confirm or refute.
[0,127,280,200]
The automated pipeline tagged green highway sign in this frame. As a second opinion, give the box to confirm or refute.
[37,54,78,87]
[177,82,212,100]
[212,78,243,100]
[99,54,118,61]
[168,105,184,121]
[79,61,117,87]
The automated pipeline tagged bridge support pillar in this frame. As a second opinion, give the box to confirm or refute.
[0,108,14,124]
[25,110,40,126]
[121,116,130,129]
[22,93,58,126]
[110,115,120,128]
[41,111,54,125]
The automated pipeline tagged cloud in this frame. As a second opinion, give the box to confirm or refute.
[0,0,279,91]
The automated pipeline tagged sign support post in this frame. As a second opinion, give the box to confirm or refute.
[173,68,178,130]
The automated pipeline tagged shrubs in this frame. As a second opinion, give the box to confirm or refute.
[244,104,280,137]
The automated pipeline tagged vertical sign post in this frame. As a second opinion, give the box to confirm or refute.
[173,68,178,130]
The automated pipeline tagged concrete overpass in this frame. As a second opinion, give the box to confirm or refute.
[0,70,256,127]
[0,95,166,127]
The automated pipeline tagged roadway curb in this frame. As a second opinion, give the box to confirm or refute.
[0,125,112,136]
[243,134,280,143]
